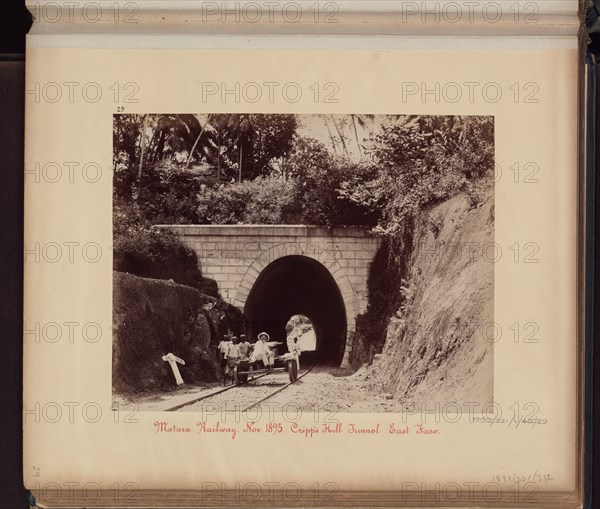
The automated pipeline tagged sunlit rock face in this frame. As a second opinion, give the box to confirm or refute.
[286,314,317,352]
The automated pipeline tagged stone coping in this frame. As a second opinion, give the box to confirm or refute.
[156,224,377,238]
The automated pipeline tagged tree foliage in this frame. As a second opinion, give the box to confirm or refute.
[339,115,494,235]
[286,137,378,226]
[197,176,300,224]
[113,197,218,295]
[113,113,494,233]
[113,113,298,192]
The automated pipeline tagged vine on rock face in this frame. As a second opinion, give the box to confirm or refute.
[353,221,414,368]
[350,116,494,368]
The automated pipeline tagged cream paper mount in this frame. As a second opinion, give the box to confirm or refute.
[24,1,585,507]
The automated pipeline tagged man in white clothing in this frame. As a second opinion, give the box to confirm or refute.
[223,336,241,384]
[218,335,231,372]
[250,332,276,370]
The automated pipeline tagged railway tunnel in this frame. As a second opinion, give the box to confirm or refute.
[243,255,347,365]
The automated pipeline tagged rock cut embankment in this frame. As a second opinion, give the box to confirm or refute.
[112,271,242,396]
[363,189,494,405]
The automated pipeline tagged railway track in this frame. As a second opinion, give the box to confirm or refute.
[241,365,314,412]
[165,365,314,412]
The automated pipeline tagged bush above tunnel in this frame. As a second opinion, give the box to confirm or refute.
[113,200,219,297]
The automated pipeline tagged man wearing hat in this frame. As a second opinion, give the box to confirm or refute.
[250,332,276,371]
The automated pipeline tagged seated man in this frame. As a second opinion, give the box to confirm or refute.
[250,332,276,370]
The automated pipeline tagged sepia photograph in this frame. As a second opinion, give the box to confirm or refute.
[111,113,495,413]
[21,16,585,504]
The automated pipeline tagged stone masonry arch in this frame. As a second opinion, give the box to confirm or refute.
[160,225,381,368]
[232,243,359,333]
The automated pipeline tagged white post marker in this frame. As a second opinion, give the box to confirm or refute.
[162,353,185,385]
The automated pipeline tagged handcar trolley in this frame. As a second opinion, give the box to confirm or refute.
[233,341,300,385]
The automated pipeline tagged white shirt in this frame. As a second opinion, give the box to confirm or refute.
[250,340,269,361]
[218,340,231,355]
[226,343,240,359]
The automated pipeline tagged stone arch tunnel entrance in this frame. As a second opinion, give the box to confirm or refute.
[244,255,347,365]
[163,224,382,367]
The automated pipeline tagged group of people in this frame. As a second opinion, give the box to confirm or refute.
[217,332,281,384]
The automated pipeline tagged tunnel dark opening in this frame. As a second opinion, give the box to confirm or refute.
[244,255,347,365]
